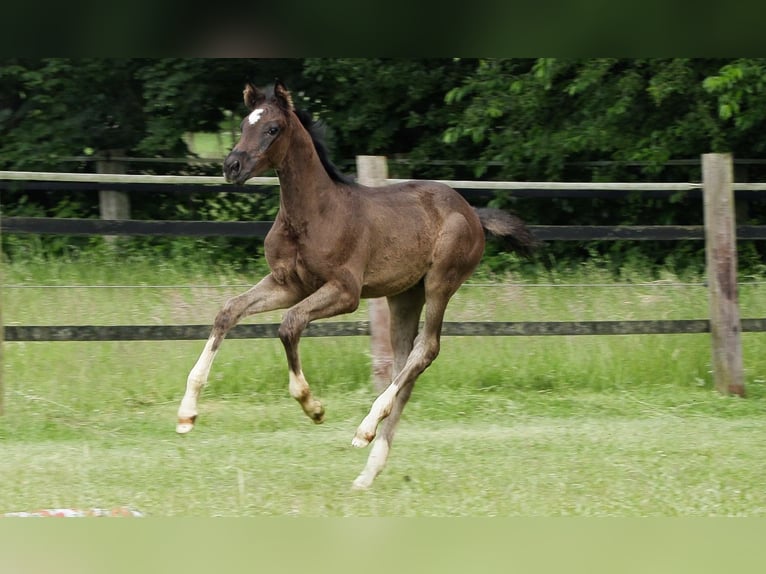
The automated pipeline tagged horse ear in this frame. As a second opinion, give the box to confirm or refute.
[243,83,265,110]
[273,79,295,111]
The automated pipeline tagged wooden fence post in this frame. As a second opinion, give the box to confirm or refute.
[97,150,130,240]
[356,155,394,392]
[702,153,745,396]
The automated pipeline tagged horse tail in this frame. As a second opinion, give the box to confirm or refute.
[474,207,540,258]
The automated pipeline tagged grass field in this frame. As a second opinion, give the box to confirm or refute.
[3,256,766,516]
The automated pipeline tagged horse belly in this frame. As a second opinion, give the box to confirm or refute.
[360,252,428,298]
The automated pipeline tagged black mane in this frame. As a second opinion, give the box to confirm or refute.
[295,108,356,185]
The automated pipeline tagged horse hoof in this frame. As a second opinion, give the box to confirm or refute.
[176,416,197,434]
[308,402,325,424]
[351,476,372,490]
[351,435,372,448]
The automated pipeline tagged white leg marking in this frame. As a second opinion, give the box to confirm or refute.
[177,337,218,434]
[352,438,390,490]
[289,370,325,422]
[352,384,398,448]
[288,370,309,401]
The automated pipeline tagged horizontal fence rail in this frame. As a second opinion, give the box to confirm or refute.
[4,170,766,190]
[5,218,766,241]
[2,217,276,237]
[0,171,280,186]
[5,171,766,199]
[6,319,766,342]
[4,172,766,240]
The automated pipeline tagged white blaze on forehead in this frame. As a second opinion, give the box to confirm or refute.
[248,108,265,125]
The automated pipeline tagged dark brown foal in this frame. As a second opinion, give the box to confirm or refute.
[176,80,537,489]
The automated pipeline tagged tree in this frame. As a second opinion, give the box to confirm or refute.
[440,58,766,272]
[442,59,758,180]
[301,58,481,179]
[0,59,146,170]
[702,59,766,151]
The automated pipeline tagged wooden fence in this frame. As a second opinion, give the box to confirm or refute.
[1,153,765,402]
[4,172,766,241]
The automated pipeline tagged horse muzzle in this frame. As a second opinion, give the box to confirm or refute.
[223,151,251,184]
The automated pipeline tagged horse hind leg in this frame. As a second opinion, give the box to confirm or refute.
[176,274,302,434]
[352,383,415,490]
[351,316,440,449]
[352,216,479,452]
[351,283,444,449]
[352,286,425,489]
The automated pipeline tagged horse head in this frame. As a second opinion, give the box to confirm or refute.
[223,80,295,184]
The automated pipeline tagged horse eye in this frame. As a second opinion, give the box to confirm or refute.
[267,126,279,136]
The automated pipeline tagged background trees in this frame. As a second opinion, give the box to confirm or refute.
[4,58,766,178]
[442,58,766,180]
[0,58,303,170]
[2,58,766,272]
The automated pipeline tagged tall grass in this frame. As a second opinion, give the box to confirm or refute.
[2,254,766,515]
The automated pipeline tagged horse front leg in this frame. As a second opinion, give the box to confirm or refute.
[278,279,361,422]
[176,274,303,434]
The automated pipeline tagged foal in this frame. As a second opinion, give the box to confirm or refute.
[176,81,537,489]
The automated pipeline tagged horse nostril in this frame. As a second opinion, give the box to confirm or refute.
[224,156,241,180]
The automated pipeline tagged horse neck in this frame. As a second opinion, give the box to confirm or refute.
[275,124,338,220]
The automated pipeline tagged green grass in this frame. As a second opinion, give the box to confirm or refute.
[3,412,766,517]
[2,256,766,515]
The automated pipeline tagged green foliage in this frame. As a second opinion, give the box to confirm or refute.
[0,58,299,169]
[3,58,766,274]
[302,58,483,179]
[702,59,766,136]
[442,59,740,178]
[441,58,766,269]
[0,59,146,169]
